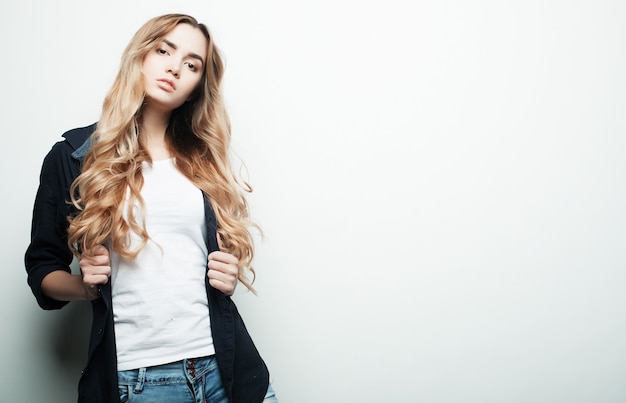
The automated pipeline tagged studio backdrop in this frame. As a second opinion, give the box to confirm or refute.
[1,1,625,402]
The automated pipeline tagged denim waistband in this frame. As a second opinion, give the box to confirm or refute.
[118,355,218,391]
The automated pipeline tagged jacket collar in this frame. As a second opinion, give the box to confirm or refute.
[64,122,98,160]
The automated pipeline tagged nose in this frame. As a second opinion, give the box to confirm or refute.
[166,63,179,78]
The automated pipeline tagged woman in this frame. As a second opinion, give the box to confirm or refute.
[25,13,276,403]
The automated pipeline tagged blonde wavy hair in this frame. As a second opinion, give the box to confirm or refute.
[68,14,258,290]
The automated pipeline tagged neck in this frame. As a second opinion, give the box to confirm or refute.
[141,108,172,161]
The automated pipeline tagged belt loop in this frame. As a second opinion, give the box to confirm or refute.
[134,367,147,393]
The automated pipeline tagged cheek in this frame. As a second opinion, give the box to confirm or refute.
[141,55,161,77]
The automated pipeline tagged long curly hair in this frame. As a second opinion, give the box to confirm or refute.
[67,14,258,290]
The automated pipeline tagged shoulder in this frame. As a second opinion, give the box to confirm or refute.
[40,122,97,178]
[44,122,97,160]
[62,122,98,152]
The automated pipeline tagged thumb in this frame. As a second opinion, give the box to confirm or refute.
[89,244,109,257]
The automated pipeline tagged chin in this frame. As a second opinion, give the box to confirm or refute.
[144,96,186,112]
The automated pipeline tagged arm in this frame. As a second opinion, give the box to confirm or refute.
[41,245,111,302]
[25,142,74,309]
[25,140,106,307]
[41,271,91,301]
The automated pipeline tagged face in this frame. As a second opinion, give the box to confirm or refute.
[142,23,208,113]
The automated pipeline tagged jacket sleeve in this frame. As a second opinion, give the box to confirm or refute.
[25,140,79,310]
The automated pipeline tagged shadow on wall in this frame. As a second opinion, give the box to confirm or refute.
[21,297,92,402]
[50,300,92,371]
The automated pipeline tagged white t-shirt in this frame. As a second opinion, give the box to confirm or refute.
[111,158,215,371]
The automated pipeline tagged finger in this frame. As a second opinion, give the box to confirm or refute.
[88,266,112,277]
[208,267,237,282]
[84,244,109,257]
[208,278,227,294]
[208,276,236,296]
[92,244,109,256]
[79,255,112,271]
[208,251,239,265]
[208,260,238,277]
[80,260,112,278]
[83,274,110,287]
[80,246,111,268]
[83,264,111,276]
[80,256,110,268]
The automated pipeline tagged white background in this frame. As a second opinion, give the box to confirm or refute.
[1,1,625,402]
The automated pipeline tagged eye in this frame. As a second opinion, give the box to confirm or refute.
[156,48,168,55]
[185,61,199,72]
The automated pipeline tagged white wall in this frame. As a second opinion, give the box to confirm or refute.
[2,1,625,402]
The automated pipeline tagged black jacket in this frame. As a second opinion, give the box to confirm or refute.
[25,123,269,402]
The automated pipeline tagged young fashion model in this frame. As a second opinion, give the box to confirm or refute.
[25,13,276,403]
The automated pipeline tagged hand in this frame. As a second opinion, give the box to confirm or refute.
[207,235,239,296]
[80,245,111,300]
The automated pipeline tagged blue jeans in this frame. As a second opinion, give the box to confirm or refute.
[118,356,278,402]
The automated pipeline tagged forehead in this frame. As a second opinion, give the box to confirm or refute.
[162,23,208,61]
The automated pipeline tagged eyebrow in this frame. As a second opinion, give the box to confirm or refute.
[163,39,205,66]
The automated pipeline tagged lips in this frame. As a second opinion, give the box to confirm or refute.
[156,78,176,91]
